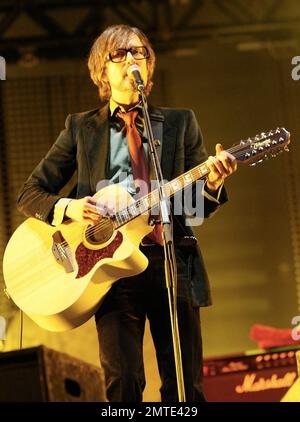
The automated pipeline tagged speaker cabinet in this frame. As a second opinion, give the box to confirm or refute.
[281,351,300,402]
[203,346,300,402]
[0,345,106,402]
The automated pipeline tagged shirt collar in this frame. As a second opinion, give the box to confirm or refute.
[109,98,143,118]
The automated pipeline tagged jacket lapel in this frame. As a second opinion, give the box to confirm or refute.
[81,104,177,193]
[149,106,177,183]
[82,104,110,192]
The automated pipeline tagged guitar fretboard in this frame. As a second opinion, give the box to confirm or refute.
[112,161,210,228]
[109,127,289,229]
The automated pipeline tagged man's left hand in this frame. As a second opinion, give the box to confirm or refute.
[206,143,237,192]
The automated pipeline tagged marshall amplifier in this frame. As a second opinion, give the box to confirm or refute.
[0,345,107,402]
[203,346,300,402]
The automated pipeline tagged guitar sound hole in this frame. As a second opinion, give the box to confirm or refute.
[85,219,114,245]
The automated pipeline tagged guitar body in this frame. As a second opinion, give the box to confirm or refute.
[3,185,153,332]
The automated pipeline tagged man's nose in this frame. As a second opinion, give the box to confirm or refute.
[126,51,136,63]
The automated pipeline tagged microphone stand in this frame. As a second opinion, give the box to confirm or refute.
[137,83,186,402]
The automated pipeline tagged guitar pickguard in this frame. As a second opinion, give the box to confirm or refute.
[75,231,123,278]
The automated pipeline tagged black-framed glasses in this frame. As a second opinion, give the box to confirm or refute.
[109,46,149,63]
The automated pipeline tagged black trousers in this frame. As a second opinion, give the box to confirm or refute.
[95,244,205,402]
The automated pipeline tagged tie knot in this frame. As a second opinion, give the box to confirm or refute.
[117,110,138,128]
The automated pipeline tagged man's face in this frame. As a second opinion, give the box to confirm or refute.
[104,34,148,98]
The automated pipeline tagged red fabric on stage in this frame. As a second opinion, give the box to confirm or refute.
[250,324,300,349]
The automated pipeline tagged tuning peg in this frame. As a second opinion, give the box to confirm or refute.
[250,162,257,166]
[284,146,290,152]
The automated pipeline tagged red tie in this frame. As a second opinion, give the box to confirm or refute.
[117,110,163,246]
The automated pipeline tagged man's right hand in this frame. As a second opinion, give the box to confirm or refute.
[65,196,103,224]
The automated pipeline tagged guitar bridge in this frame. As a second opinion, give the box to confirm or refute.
[52,231,74,273]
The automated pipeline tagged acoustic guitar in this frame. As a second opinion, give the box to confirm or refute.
[3,128,290,331]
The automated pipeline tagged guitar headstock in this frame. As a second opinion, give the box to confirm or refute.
[233,128,290,166]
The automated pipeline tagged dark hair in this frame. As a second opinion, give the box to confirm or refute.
[88,24,155,101]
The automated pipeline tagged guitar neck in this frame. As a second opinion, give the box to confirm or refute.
[112,160,210,229]
[109,127,290,229]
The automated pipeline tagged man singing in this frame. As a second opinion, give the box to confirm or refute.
[17,24,237,401]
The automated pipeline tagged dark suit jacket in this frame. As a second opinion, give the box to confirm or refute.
[17,103,228,307]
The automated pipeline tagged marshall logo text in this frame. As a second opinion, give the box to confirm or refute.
[235,372,297,394]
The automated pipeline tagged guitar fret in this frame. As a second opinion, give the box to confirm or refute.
[128,204,137,218]
[183,173,192,184]
[200,163,209,176]
[191,169,197,179]
[115,214,121,225]
[138,200,145,213]
[136,200,145,214]
[142,197,149,210]
[115,215,121,226]
[165,184,172,197]
[178,175,185,187]
[119,211,125,224]
[170,179,181,193]
[148,192,156,209]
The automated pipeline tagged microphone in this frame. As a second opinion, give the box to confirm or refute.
[127,64,144,90]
